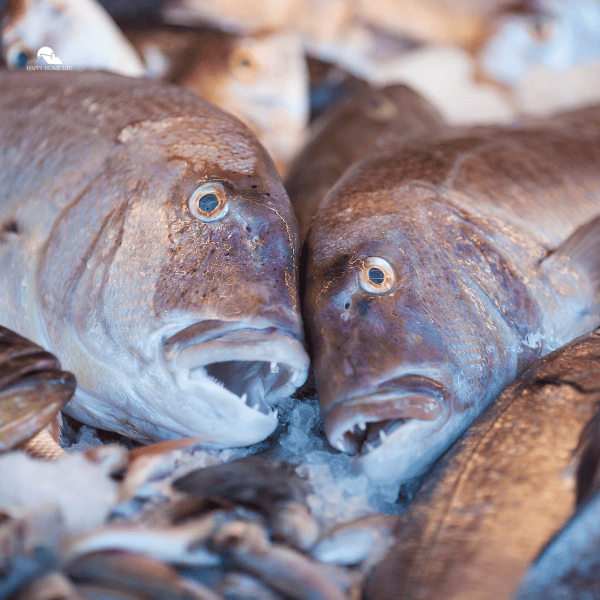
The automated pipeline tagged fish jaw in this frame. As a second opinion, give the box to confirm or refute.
[323,369,451,454]
[163,319,310,413]
[321,372,478,485]
[61,319,309,446]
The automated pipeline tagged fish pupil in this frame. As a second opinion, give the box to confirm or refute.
[197,193,219,213]
[368,267,385,284]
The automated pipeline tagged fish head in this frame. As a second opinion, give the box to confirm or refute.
[40,104,309,445]
[305,158,539,483]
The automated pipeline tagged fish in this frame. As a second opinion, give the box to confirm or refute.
[285,82,446,239]
[364,327,600,600]
[479,0,600,87]
[0,324,74,452]
[123,23,309,176]
[304,104,600,485]
[0,0,145,76]
[0,70,309,446]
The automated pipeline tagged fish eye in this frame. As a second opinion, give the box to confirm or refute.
[230,47,259,83]
[358,257,396,294]
[188,182,229,222]
[6,43,32,69]
[366,95,397,121]
[529,17,554,42]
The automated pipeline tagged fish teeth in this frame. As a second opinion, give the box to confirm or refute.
[365,443,375,453]
[358,421,366,431]
[379,430,387,442]
[270,361,280,374]
[251,403,260,411]
[240,393,248,404]
[334,439,345,452]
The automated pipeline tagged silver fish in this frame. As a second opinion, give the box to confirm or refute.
[305,104,600,484]
[0,70,309,446]
[364,327,600,600]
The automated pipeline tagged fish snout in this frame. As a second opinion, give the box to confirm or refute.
[323,375,451,455]
[162,320,310,416]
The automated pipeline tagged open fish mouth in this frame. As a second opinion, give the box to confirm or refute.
[324,376,450,455]
[163,321,310,419]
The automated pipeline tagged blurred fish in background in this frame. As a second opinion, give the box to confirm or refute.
[0,0,146,75]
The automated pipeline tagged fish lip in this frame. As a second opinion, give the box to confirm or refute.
[162,321,310,416]
[324,375,451,455]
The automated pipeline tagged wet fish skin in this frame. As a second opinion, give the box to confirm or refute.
[0,70,309,446]
[305,104,600,483]
[124,23,309,175]
[0,325,74,452]
[364,328,600,600]
[285,83,446,239]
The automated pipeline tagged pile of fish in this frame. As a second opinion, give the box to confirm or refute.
[2,0,600,597]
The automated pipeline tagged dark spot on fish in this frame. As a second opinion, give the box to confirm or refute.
[357,299,372,315]
[344,301,350,309]
[266,193,271,197]
[251,184,258,189]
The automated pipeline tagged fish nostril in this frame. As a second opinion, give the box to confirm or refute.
[344,301,350,310]
[246,225,252,233]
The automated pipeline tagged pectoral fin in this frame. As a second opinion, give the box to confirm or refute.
[543,214,600,306]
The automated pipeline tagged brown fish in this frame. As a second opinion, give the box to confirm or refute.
[365,327,600,600]
[0,70,309,446]
[285,82,446,239]
[0,325,74,452]
[304,104,600,484]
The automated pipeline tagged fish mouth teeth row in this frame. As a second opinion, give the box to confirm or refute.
[334,419,407,455]
[203,360,299,415]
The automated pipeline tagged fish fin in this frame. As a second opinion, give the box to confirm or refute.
[543,215,600,305]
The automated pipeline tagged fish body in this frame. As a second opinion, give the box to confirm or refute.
[365,328,600,600]
[285,83,446,239]
[305,104,600,484]
[0,70,309,446]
